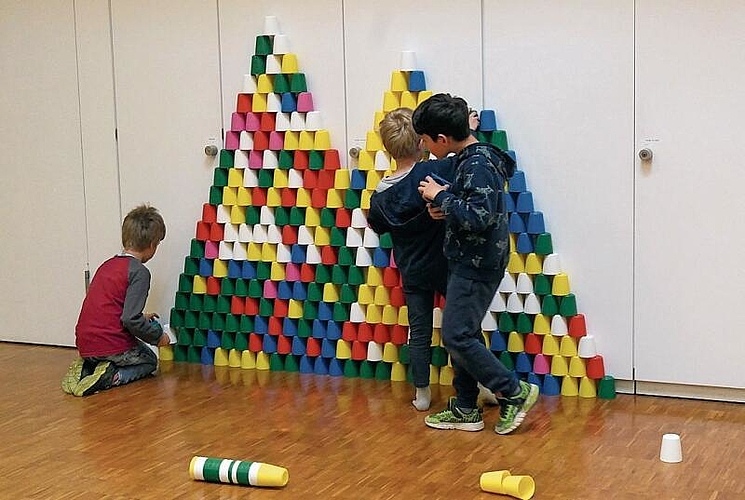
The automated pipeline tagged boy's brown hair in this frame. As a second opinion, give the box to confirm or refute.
[121,204,166,251]
[379,107,421,160]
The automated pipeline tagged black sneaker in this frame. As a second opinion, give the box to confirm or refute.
[73,361,117,396]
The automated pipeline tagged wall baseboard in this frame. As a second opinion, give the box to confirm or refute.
[615,379,745,403]
[614,379,635,395]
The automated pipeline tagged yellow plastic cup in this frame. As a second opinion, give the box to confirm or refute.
[479,470,511,493]
[502,474,536,499]
[158,345,174,361]
[256,463,289,487]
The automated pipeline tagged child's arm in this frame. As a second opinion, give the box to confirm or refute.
[418,176,448,201]
[122,265,165,345]
[156,331,171,347]
[468,109,480,132]
[367,192,391,235]
[429,159,501,231]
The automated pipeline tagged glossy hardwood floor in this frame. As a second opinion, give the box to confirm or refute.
[1,343,744,499]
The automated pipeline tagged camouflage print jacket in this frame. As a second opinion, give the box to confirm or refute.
[431,142,516,282]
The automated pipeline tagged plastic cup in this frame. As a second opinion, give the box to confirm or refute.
[502,475,536,499]
[542,253,562,275]
[578,335,597,358]
[263,15,280,35]
[305,111,323,131]
[163,323,177,344]
[399,50,417,70]
[272,34,291,54]
[479,470,511,493]
[660,433,683,463]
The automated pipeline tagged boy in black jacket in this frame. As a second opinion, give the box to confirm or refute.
[416,94,539,434]
[368,107,455,411]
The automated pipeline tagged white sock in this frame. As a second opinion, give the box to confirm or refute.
[412,386,432,411]
[478,383,500,406]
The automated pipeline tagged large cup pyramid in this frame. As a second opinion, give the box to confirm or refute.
[164,18,615,399]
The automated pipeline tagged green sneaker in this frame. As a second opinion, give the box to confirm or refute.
[425,397,484,432]
[61,357,85,394]
[495,381,539,435]
[73,361,117,397]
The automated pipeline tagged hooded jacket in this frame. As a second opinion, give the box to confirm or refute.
[431,142,517,282]
[368,158,456,289]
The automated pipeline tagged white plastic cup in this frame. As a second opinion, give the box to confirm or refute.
[350,208,368,228]
[305,111,324,131]
[542,253,562,275]
[577,335,597,358]
[242,74,257,93]
[523,293,541,314]
[272,34,291,54]
[489,292,507,312]
[506,292,524,313]
[263,15,280,35]
[498,271,517,293]
[516,273,534,293]
[660,433,683,463]
[290,112,306,131]
[399,50,417,70]
[163,324,177,344]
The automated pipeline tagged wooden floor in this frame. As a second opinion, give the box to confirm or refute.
[2,344,745,499]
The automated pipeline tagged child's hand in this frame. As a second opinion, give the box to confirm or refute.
[145,312,159,321]
[427,203,446,220]
[157,332,171,347]
[418,176,447,202]
[468,109,480,131]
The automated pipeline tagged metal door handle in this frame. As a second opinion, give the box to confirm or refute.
[638,148,653,161]
[204,145,218,156]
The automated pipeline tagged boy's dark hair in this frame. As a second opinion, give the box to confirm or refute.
[121,204,166,251]
[412,93,470,141]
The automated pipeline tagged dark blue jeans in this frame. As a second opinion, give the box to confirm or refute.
[403,285,441,388]
[442,273,519,409]
[86,339,158,387]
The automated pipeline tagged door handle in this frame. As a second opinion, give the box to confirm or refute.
[638,148,653,161]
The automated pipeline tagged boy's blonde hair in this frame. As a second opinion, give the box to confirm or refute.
[121,204,166,251]
[379,107,420,160]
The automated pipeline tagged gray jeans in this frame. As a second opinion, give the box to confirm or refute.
[86,339,158,387]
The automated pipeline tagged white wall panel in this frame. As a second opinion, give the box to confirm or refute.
[0,0,88,346]
[483,1,635,379]
[218,0,346,161]
[344,0,482,155]
[111,0,222,319]
[5,0,742,397]
[74,0,122,278]
[635,0,745,388]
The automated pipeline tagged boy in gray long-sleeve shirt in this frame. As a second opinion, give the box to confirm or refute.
[62,205,169,397]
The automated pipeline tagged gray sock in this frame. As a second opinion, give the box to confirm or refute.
[509,382,524,399]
